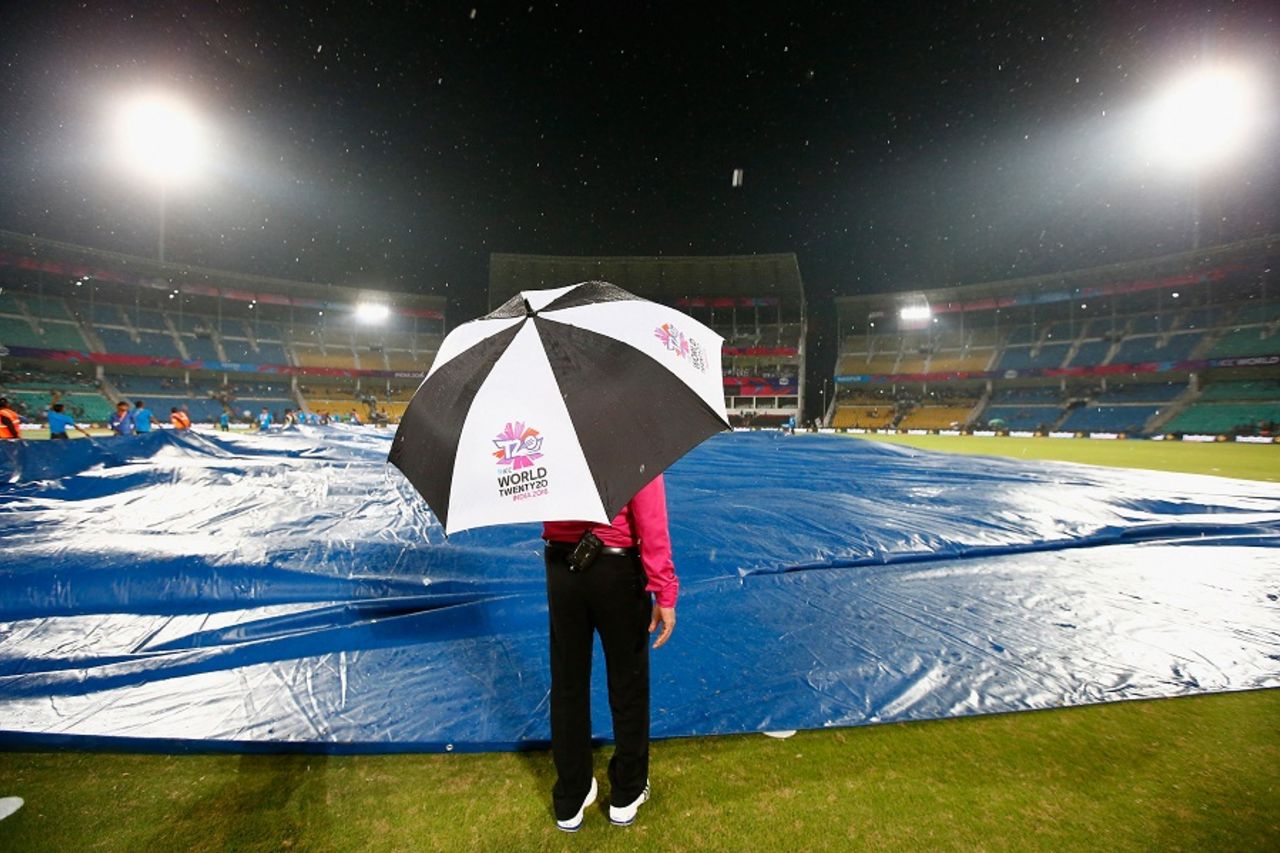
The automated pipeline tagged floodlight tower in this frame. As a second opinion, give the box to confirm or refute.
[1140,65,1261,248]
[112,93,208,263]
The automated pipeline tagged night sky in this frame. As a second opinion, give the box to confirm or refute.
[1,1,1277,336]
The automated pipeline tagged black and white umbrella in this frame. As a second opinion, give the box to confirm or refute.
[389,281,730,534]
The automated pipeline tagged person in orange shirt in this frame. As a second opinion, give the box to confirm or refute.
[0,397,21,439]
[169,407,192,430]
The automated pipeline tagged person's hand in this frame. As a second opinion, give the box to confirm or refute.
[649,604,675,649]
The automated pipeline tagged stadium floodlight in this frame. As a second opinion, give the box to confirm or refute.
[112,93,208,187]
[355,302,391,324]
[898,305,932,322]
[110,92,209,262]
[1140,66,1259,171]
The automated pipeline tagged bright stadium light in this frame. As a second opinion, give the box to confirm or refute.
[899,305,932,322]
[355,302,391,323]
[1141,66,1260,171]
[112,93,208,186]
[109,92,210,262]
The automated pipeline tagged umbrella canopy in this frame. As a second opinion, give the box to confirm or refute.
[389,281,730,534]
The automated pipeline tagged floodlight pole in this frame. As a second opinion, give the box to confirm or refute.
[158,183,167,263]
[1190,178,1202,251]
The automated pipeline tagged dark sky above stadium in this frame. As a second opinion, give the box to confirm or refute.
[0,1,1277,323]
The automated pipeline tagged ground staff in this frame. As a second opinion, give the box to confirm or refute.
[46,404,91,439]
[0,398,20,439]
[542,474,677,831]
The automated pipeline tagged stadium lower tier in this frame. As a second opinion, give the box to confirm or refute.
[0,431,1275,751]
[832,405,896,429]
[897,406,975,429]
[978,405,1061,430]
[138,395,227,424]
[2,390,116,423]
[1164,402,1280,434]
[1198,380,1280,401]
[1058,405,1163,434]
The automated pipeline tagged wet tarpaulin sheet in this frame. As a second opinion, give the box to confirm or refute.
[0,429,1277,752]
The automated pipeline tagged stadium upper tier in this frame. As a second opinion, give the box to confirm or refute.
[0,290,444,374]
[0,230,447,382]
[837,307,1277,380]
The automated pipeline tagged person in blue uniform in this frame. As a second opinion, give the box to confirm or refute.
[109,402,135,436]
[46,403,91,439]
[133,401,154,433]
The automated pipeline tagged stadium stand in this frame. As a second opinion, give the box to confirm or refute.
[110,374,230,424]
[293,346,360,370]
[991,386,1061,404]
[1108,335,1163,364]
[1059,405,1163,434]
[926,351,994,372]
[1233,301,1280,325]
[1207,327,1276,359]
[1199,379,1280,401]
[980,406,1059,430]
[1164,402,1280,436]
[0,230,444,427]
[0,371,114,424]
[1156,332,1204,362]
[1068,339,1112,367]
[490,253,805,426]
[1094,383,1185,403]
[832,234,1280,435]
[1003,345,1042,371]
[183,335,221,362]
[897,406,974,429]
[831,405,896,429]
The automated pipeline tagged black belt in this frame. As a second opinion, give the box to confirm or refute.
[545,540,640,558]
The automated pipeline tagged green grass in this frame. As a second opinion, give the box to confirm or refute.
[2,691,1277,851]
[848,432,1280,482]
[1,434,1278,850]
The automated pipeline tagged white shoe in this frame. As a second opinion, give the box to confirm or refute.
[556,777,597,832]
[608,781,650,826]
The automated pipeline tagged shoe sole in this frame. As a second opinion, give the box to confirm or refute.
[556,779,597,832]
[608,787,650,826]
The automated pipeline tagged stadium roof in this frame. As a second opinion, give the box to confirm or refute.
[835,233,1280,316]
[0,229,446,316]
[488,252,804,310]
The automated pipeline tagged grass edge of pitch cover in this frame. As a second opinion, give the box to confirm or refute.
[0,689,1277,852]
[846,432,1280,482]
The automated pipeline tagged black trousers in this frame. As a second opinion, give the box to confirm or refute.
[545,546,651,820]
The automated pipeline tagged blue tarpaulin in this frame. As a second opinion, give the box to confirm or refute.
[0,428,1277,752]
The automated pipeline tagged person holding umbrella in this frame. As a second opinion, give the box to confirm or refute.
[542,474,677,831]
[389,280,730,832]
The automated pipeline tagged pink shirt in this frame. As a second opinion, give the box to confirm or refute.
[543,474,679,608]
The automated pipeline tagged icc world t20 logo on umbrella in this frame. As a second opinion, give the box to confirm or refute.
[654,322,707,372]
[493,421,549,501]
[493,421,543,469]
